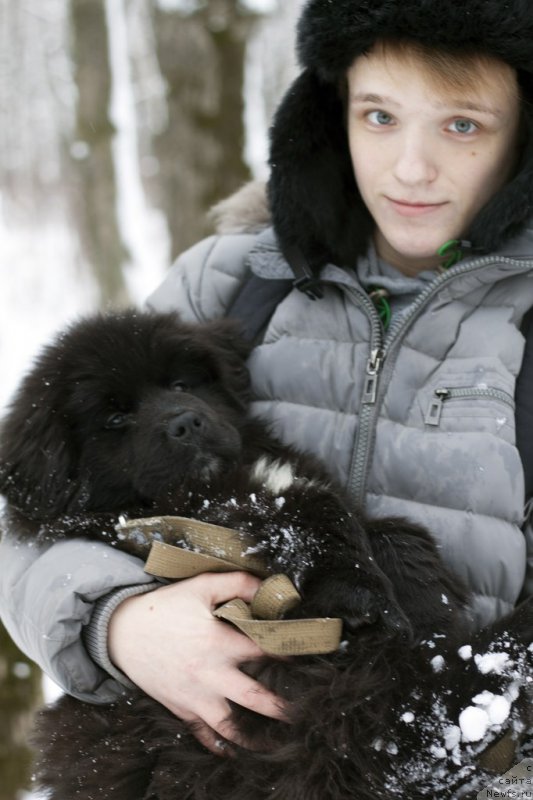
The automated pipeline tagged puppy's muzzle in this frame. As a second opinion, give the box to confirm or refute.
[167,411,204,440]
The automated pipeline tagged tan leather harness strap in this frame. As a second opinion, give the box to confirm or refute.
[121,516,270,577]
[117,516,343,657]
[477,729,521,776]
[213,597,343,657]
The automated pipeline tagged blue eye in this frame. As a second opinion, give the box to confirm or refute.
[449,118,477,135]
[367,110,394,126]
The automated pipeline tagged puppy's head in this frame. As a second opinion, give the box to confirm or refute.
[0,312,252,519]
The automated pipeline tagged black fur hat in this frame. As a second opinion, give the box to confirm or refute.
[268,0,533,272]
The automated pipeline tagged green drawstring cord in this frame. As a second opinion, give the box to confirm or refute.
[368,286,392,329]
[367,240,465,329]
[437,239,463,269]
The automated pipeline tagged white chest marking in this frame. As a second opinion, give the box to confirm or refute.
[251,457,296,495]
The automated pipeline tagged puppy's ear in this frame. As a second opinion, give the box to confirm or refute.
[0,371,81,521]
[200,319,252,398]
[202,319,253,361]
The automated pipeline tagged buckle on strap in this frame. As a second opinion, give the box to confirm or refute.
[285,244,324,300]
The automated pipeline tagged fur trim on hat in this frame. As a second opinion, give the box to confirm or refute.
[268,0,533,272]
[297,0,533,82]
[209,181,270,235]
[269,70,373,269]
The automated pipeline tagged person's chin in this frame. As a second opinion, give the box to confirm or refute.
[376,232,448,272]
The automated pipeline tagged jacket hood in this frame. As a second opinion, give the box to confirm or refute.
[268,0,533,275]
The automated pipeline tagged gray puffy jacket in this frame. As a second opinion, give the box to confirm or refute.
[147,225,533,629]
[1,222,532,702]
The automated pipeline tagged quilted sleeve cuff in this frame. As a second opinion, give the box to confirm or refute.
[83,583,157,690]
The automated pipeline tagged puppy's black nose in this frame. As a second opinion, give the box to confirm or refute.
[167,411,204,439]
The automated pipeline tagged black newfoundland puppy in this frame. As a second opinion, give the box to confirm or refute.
[0,311,531,800]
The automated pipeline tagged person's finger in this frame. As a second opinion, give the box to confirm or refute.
[185,696,249,750]
[216,622,271,662]
[200,698,276,751]
[193,571,262,607]
[187,717,235,756]
[223,669,289,721]
[206,709,250,749]
[224,627,293,665]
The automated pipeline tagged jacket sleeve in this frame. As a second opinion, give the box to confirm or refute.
[0,530,157,702]
[146,232,256,319]
[0,232,256,702]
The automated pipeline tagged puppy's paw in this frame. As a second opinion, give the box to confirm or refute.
[342,586,412,638]
[302,572,412,639]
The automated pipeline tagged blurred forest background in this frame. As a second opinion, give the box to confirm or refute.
[0,1,303,796]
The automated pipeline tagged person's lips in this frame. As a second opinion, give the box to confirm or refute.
[386,197,448,217]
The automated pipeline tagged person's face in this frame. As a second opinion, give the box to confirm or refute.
[346,50,522,275]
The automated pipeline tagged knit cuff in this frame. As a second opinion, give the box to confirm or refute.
[83,583,158,690]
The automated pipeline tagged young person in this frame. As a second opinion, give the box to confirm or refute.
[1,0,532,756]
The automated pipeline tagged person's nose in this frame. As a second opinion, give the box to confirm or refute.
[392,130,438,186]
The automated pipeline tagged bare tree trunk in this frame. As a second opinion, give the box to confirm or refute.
[150,0,254,260]
[66,0,129,305]
[0,624,42,800]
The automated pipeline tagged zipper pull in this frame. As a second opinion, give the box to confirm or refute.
[362,348,384,404]
[425,388,450,426]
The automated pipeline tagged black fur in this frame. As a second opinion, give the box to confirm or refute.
[297,0,533,80]
[0,311,531,799]
[268,0,533,271]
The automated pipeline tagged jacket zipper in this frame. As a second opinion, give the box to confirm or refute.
[341,287,384,504]
[425,386,515,426]
[337,254,533,507]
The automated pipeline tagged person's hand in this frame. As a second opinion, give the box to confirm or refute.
[108,572,287,753]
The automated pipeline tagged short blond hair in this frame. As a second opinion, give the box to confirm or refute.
[371,38,520,103]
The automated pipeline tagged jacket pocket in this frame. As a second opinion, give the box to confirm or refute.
[425,386,515,427]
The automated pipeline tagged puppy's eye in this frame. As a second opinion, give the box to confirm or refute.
[104,412,130,430]
[170,380,188,392]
